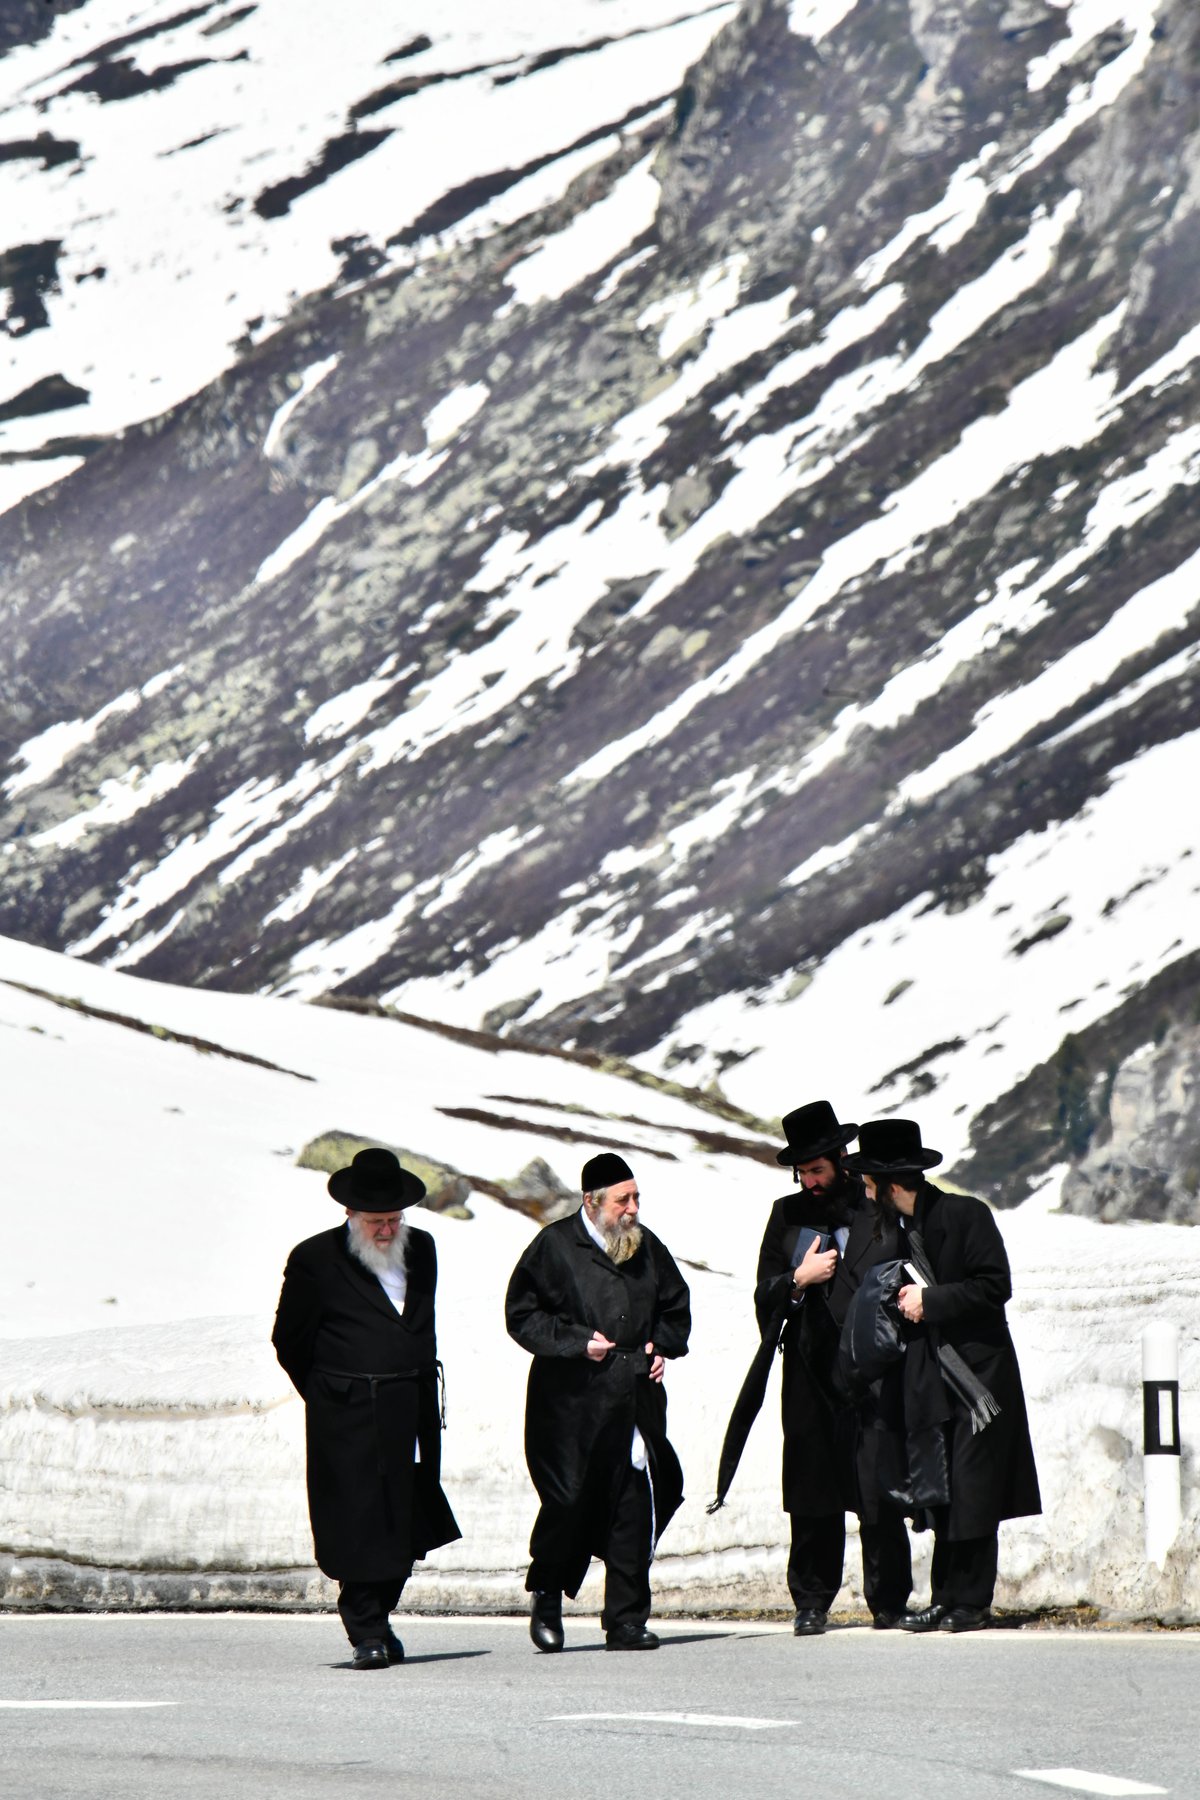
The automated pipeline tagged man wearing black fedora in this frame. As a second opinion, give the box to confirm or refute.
[505,1151,691,1652]
[753,1101,913,1634]
[272,1147,461,1669]
[842,1119,1041,1633]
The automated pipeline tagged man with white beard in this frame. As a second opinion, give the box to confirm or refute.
[505,1152,691,1653]
[273,1147,460,1669]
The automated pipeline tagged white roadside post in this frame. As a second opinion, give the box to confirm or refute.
[1142,1322,1181,1569]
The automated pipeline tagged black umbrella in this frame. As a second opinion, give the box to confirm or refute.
[706,1299,789,1514]
[707,1222,837,1513]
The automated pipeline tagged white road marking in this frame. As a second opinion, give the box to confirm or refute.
[1014,1771,1168,1797]
[0,1701,177,1710]
[549,1712,791,1730]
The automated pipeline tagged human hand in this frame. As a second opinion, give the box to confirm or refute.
[897,1284,924,1323]
[586,1330,616,1362]
[793,1240,838,1288]
[646,1341,664,1382]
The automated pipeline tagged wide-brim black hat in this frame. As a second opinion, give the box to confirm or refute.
[774,1100,859,1167]
[328,1147,426,1210]
[841,1118,942,1174]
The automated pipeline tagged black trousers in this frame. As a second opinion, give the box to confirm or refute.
[787,1509,912,1615]
[929,1518,999,1611]
[528,1464,653,1632]
[861,1511,913,1615]
[337,1568,412,1646]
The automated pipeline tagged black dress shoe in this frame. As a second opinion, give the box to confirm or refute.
[351,1640,389,1670]
[896,1605,946,1633]
[384,1629,405,1664]
[792,1609,828,1636]
[530,1590,564,1653]
[939,1606,991,1633]
[605,1624,660,1651]
[872,1610,909,1630]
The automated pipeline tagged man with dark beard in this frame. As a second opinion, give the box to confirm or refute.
[272,1147,460,1669]
[505,1152,691,1653]
[755,1101,913,1634]
[842,1119,1041,1632]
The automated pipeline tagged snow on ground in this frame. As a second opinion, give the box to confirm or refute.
[0,934,1195,1615]
[0,0,736,512]
[655,725,1200,1173]
[500,151,662,313]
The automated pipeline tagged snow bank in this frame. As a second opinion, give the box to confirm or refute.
[0,936,1195,1615]
[2,1188,1197,1618]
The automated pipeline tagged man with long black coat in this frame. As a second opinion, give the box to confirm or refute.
[273,1147,460,1669]
[755,1100,913,1634]
[842,1118,1041,1632]
[505,1151,691,1653]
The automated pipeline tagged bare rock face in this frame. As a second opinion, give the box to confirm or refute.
[1059,1025,1200,1225]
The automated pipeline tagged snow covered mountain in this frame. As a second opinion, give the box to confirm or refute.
[2,0,1199,1219]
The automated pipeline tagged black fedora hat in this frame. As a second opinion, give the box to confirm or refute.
[841,1119,942,1174]
[328,1147,426,1211]
[774,1100,859,1167]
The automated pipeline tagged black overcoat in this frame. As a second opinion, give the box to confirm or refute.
[908,1184,1042,1538]
[272,1223,461,1581]
[505,1213,691,1579]
[755,1189,903,1517]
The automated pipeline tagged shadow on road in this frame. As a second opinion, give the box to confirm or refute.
[331,1649,493,1670]
[550,1631,741,1655]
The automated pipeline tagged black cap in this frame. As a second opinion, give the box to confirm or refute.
[581,1151,634,1193]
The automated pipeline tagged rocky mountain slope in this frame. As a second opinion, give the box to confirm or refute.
[2,0,1198,1216]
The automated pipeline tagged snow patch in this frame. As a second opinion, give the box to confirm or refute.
[4,690,143,800]
[262,357,339,461]
[424,383,490,446]
[786,0,861,42]
[566,295,1122,788]
[502,153,661,311]
[32,746,209,851]
[302,659,409,744]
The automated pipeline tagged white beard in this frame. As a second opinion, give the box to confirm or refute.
[346,1216,409,1276]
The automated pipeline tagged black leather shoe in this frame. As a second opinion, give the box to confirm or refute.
[792,1609,828,1636]
[351,1640,389,1670]
[530,1590,564,1653]
[384,1629,405,1664]
[605,1624,660,1651]
[896,1605,946,1633]
[872,1610,909,1630]
[939,1606,991,1633]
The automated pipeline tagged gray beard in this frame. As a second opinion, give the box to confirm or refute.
[599,1221,643,1265]
[346,1217,409,1276]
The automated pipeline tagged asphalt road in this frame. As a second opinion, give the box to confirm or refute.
[0,1615,1196,1800]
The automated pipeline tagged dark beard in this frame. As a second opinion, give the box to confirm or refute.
[802,1172,856,1231]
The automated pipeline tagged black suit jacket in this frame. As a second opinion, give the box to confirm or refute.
[754,1188,902,1515]
[272,1223,459,1580]
[273,1222,439,1393]
[907,1185,1041,1533]
[505,1212,691,1577]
